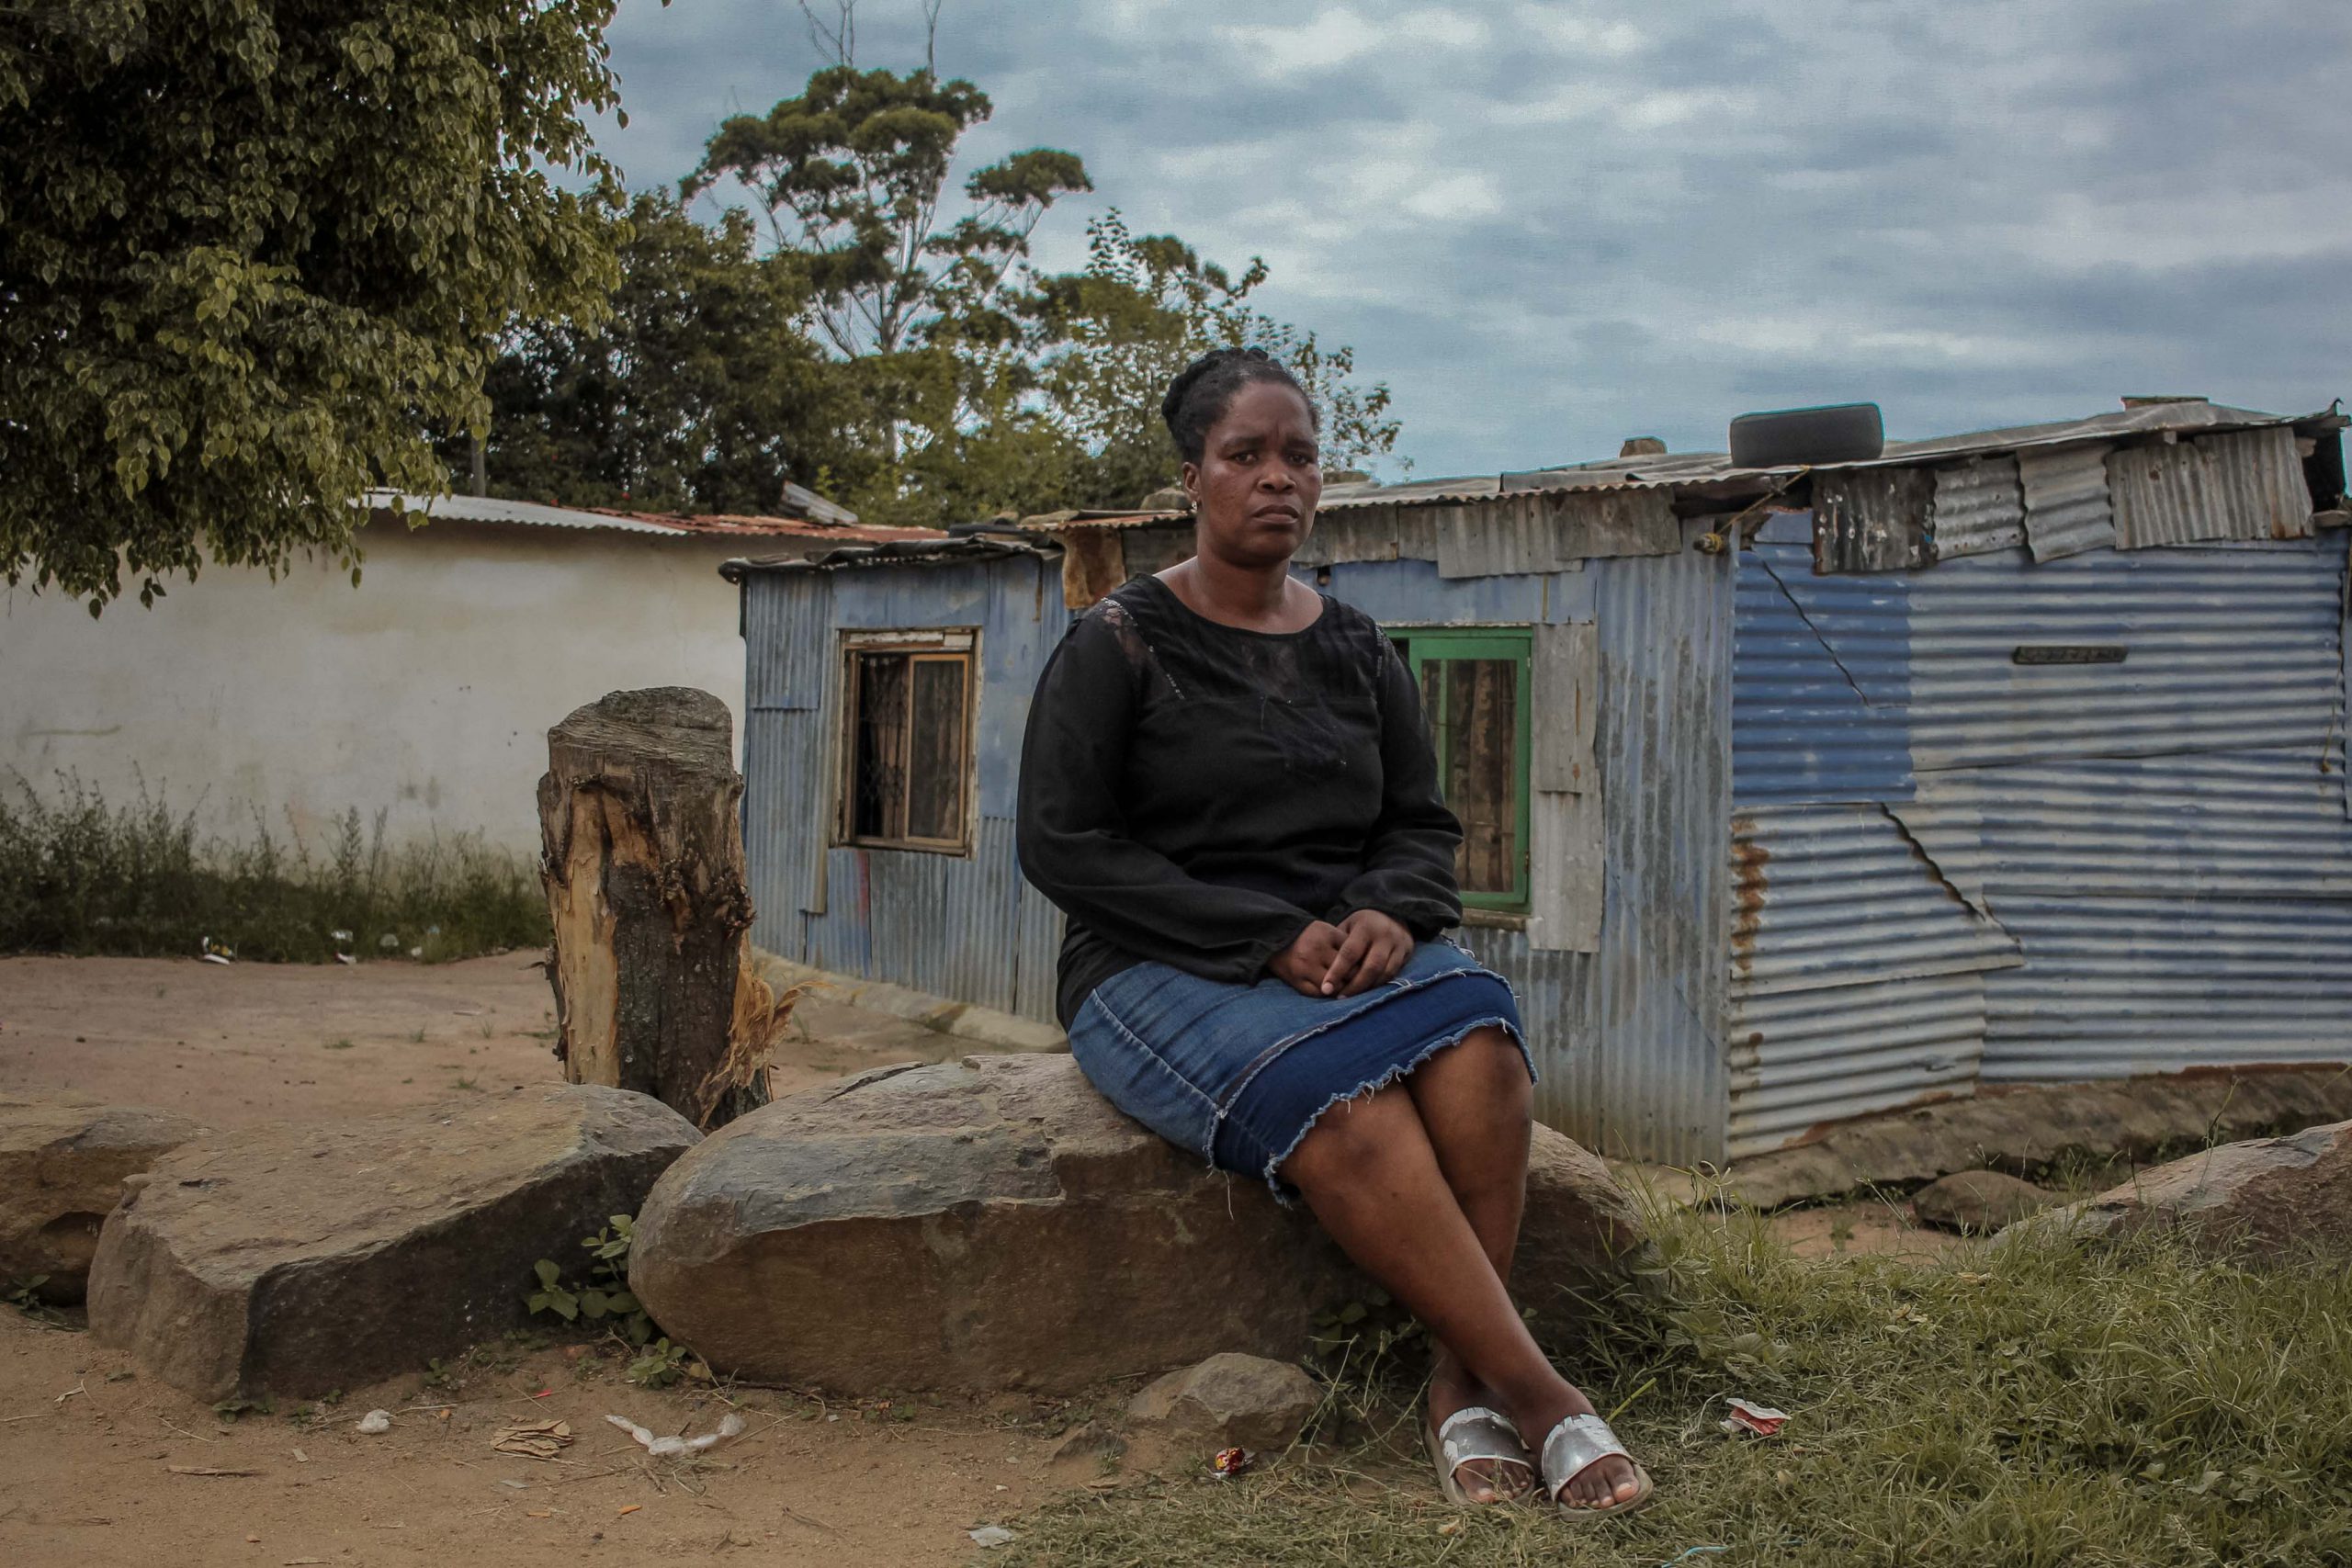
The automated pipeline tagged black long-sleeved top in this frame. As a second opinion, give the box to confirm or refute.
[1017,574,1464,1029]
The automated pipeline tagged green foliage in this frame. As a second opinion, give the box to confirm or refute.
[690,63,1089,359]
[528,1213,653,1348]
[447,193,835,514]
[626,1337,693,1390]
[1001,1212,2352,1567]
[0,0,635,610]
[0,773,546,961]
[6,1275,62,1325]
[1031,209,1405,508]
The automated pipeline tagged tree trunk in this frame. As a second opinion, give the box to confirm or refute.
[537,687,795,1130]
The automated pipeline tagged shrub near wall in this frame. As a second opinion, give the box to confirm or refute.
[0,776,547,963]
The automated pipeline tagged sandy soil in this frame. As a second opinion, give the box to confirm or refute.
[0,953,968,1129]
[0,1309,1096,1568]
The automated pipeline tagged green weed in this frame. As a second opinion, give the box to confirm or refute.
[528,1215,658,1348]
[0,773,546,963]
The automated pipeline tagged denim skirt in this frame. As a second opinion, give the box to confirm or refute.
[1067,939,1531,1200]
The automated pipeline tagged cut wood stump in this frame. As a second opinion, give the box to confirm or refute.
[537,687,800,1130]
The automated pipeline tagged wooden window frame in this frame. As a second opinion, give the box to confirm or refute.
[1388,626,1534,913]
[834,629,979,855]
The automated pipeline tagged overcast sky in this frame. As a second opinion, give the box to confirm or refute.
[592,0,2352,480]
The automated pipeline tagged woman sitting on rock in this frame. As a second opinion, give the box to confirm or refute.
[1016,347,1651,1516]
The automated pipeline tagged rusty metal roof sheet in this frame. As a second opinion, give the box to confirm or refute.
[720,536,1056,581]
[367,489,914,542]
[2108,426,2314,549]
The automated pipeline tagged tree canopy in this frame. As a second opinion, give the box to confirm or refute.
[0,0,631,609]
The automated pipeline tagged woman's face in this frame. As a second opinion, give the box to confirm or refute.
[1183,379,1322,568]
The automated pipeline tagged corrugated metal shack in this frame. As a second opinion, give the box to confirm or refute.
[725,397,2351,1166]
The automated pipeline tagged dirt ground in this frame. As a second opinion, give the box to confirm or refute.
[0,953,1977,1563]
[0,1309,1099,1568]
[0,953,966,1130]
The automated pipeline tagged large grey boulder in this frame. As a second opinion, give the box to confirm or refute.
[2020,1119,2352,1255]
[0,1097,205,1303]
[629,1054,1653,1394]
[88,1085,698,1401]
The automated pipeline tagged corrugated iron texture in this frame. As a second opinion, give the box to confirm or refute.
[2017,445,2115,561]
[1748,538,2346,774]
[1726,971,1985,1158]
[1813,467,1937,574]
[1983,895,2352,1080]
[1585,528,1736,1163]
[1433,490,1681,580]
[1930,457,2025,558]
[738,551,1072,1021]
[1901,750,2352,898]
[1313,557,1597,626]
[2109,427,2314,550]
[1729,805,2019,998]
[1731,547,1914,803]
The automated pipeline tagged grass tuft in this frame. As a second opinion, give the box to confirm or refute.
[1002,1206,2352,1566]
[0,773,547,964]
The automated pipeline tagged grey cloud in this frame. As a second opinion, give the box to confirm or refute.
[593,0,2352,479]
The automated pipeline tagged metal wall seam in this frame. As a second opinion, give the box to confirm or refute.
[1930,456,2026,558]
[2109,427,2313,549]
[1725,971,1984,1157]
[2017,445,2115,561]
[1730,804,2020,998]
[1983,894,2352,1079]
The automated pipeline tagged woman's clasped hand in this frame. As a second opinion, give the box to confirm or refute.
[1266,908,1418,998]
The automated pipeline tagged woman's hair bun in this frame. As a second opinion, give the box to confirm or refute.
[1160,347,1315,463]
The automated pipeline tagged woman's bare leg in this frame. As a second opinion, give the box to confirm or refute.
[1404,1029,1537,1496]
[1281,1085,1640,1509]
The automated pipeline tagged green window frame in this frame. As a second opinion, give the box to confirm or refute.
[1388,626,1533,913]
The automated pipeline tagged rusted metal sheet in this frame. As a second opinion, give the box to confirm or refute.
[1726,971,1985,1157]
[2017,445,2115,560]
[1729,805,2019,997]
[1812,468,1936,574]
[1434,491,1676,580]
[1930,456,2025,559]
[1059,525,1128,608]
[2109,426,2312,549]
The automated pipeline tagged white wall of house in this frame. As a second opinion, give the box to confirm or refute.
[0,515,749,857]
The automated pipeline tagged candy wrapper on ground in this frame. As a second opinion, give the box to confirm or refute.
[1211,1447,1254,1479]
[1721,1397,1790,1438]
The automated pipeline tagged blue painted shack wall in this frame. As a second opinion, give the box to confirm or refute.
[1729,526,2352,1154]
[740,552,1070,1019]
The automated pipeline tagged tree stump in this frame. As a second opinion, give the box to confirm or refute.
[537,687,795,1130]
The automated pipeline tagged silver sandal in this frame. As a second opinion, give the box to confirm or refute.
[1426,1404,1535,1505]
[1539,1412,1657,1517]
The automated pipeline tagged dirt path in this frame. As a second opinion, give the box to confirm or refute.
[0,1310,1082,1568]
[0,953,969,1129]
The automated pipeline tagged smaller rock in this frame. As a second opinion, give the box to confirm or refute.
[1911,1170,2060,1235]
[0,1098,204,1303]
[356,1410,392,1435]
[1126,1353,1319,1451]
[1046,1421,1127,1466]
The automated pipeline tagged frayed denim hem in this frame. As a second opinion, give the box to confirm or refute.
[1250,1014,1532,1208]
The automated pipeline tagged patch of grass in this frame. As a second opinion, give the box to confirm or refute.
[1001,1210,2352,1567]
[323,1037,355,1051]
[0,772,547,963]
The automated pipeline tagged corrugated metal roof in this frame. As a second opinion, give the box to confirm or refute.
[2017,445,2116,561]
[2108,426,2313,549]
[1930,456,2025,559]
[366,489,913,542]
[722,536,1056,581]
